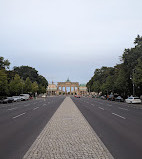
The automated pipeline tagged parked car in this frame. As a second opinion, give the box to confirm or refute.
[74,95,80,98]
[125,96,141,104]
[12,96,21,102]
[7,97,14,103]
[100,96,106,100]
[115,96,124,102]
[42,94,46,98]
[1,97,9,104]
[20,94,30,100]
[107,94,114,101]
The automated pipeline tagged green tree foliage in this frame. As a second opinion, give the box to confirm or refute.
[32,81,39,94]
[87,66,115,94]
[0,70,8,97]
[114,64,129,97]
[0,56,48,97]
[37,75,48,87]
[13,66,39,82]
[87,35,142,96]
[24,77,32,93]
[133,57,142,86]
[13,66,48,90]
[0,57,10,70]
[9,74,23,95]
[38,84,46,94]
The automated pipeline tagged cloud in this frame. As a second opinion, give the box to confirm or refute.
[0,0,142,83]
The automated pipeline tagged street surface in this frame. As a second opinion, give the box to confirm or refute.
[0,96,65,159]
[72,97,142,159]
[0,96,142,159]
[23,97,113,159]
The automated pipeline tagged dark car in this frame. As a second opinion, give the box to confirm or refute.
[115,96,124,102]
[1,98,9,104]
[107,94,115,101]
[1,97,14,104]
[7,97,14,103]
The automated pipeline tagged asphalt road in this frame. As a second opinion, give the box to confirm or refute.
[0,96,65,159]
[72,97,142,159]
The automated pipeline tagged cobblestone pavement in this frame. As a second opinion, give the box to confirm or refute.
[23,97,114,159]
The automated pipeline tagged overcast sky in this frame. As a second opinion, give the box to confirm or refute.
[0,0,142,84]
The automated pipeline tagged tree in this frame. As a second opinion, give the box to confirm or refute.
[9,74,23,95]
[31,81,39,94]
[38,84,46,94]
[0,57,10,70]
[24,77,32,93]
[91,81,101,94]
[133,58,142,95]
[13,66,39,82]
[13,66,48,92]
[37,75,48,87]
[0,70,8,97]
[114,65,129,97]
[101,76,114,94]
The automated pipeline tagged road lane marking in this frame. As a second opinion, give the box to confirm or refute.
[98,107,104,110]
[8,107,17,111]
[118,107,129,111]
[43,104,46,106]
[24,104,30,107]
[107,104,112,106]
[13,113,26,119]
[91,104,94,106]
[33,107,39,110]
[112,113,126,119]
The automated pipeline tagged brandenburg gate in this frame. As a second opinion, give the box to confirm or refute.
[47,79,87,96]
[57,81,80,95]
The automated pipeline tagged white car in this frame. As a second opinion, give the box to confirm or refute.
[125,97,141,104]
[12,96,21,102]
[20,94,30,100]
[42,94,46,98]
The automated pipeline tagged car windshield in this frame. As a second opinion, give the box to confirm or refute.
[134,97,140,99]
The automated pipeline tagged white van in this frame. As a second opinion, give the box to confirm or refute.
[20,94,30,100]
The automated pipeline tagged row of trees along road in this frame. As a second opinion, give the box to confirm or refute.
[87,35,142,98]
[0,57,48,98]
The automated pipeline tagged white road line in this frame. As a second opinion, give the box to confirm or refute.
[91,104,94,106]
[99,103,103,105]
[98,107,104,110]
[118,107,129,111]
[8,107,17,111]
[24,104,30,107]
[13,113,26,119]
[33,107,39,110]
[112,113,126,119]
[107,104,112,106]
[43,104,46,106]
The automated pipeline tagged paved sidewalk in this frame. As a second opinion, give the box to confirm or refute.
[23,97,114,159]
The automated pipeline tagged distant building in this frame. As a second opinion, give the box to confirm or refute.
[47,81,57,95]
[47,79,88,96]
[79,84,87,96]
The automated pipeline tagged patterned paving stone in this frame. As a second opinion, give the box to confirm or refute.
[23,97,114,159]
